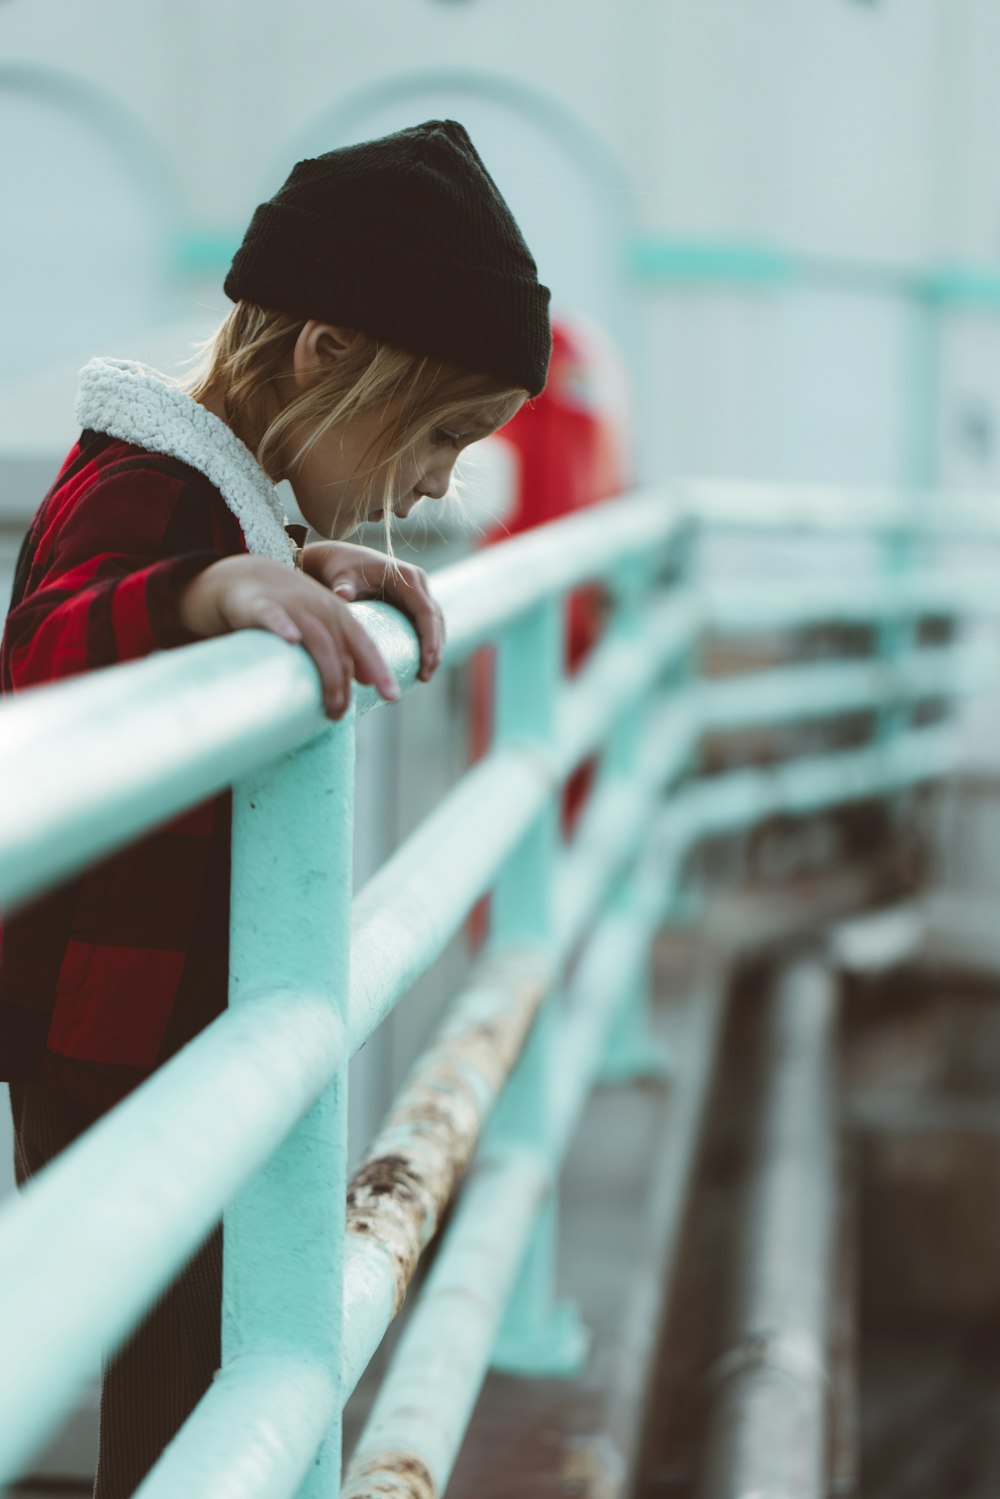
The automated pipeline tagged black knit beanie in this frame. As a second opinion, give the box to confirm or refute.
[224,119,552,398]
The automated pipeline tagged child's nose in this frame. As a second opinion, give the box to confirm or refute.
[419,459,457,501]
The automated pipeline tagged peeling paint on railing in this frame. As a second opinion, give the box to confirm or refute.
[346,950,551,1316]
[340,1450,437,1499]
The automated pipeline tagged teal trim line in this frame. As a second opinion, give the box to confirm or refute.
[628,239,800,288]
[923,266,1000,308]
[171,229,242,278]
[628,237,1000,311]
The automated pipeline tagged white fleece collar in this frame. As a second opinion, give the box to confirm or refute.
[75,357,296,567]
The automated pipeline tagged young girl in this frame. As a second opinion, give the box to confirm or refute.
[0,118,550,1498]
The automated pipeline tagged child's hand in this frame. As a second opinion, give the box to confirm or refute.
[301,542,445,684]
[178,556,401,719]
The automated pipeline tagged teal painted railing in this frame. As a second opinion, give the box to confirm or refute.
[0,482,997,1497]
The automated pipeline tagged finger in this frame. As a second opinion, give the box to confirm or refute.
[251,599,303,644]
[297,611,350,718]
[338,611,401,702]
[411,595,445,681]
[332,579,356,600]
[363,564,442,681]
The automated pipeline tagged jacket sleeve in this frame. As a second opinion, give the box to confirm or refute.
[3,461,239,690]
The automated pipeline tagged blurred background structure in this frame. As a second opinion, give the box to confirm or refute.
[6,2,1000,1496]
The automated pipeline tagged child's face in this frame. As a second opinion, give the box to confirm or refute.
[291,405,496,539]
[285,322,506,539]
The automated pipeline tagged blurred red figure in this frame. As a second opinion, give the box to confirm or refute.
[468,314,632,946]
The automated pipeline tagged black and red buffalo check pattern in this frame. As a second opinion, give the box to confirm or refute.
[0,429,249,1111]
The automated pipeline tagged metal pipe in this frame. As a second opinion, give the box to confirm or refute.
[701,639,999,733]
[430,489,680,663]
[0,984,346,1486]
[683,721,956,844]
[553,591,699,778]
[707,567,1000,634]
[341,947,552,1397]
[346,584,697,1054]
[696,959,837,1499]
[337,801,703,1498]
[346,746,553,1054]
[0,630,327,911]
[0,494,680,913]
[133,1354,336,1499]
[222,725,355,1498]
[340,1145,550,1499]
[554,697,698,961]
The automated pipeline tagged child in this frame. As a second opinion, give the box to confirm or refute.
[0,119,550,1498]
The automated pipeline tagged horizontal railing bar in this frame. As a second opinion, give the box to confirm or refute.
[133,1353,337,1499]
[0,498,987,917]
[340,1144,550,1499]
[0,631,326,911]
[682,723,956,845]
[339,682,687,1396]
[350,493,684,700]
[0,988,345,1486]
[683,478,1000,542]
[702,658,887,727]
[682,479,914,535]
[429,490,682,662]
[342,700,693,1397]
[554,699,698,963]
[148,740,699,1489]
[707,570,1000,634]
[345,595,698,1056]
[341,946,552,1399]
[899,638,1000,694]
[553,591,700,779]
[700,639,999,731]
[706,577,897,632]
[0,710,960,1484]
[0,494,678,912]
[0,688,693,1479]
[341,772,698,1498]
[0,506,683,911]
[346,747,553,1054]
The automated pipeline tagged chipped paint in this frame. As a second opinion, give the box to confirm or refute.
[346,949,551,1315]
[341,1448,437,1499]
[561,1433,627,1499]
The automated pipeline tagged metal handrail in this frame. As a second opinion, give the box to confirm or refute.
[0,480,993,1496]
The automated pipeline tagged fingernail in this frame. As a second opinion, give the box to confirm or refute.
[385,678,401,700]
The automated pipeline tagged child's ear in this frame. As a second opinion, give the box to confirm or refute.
[292,321,360,389]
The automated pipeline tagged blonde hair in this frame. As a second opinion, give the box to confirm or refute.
[185,302,528,558]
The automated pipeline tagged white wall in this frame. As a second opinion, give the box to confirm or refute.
[5,0,1000,492]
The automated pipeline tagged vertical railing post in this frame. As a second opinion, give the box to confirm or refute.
[225,716,355,1495]
[486,600,589,1375]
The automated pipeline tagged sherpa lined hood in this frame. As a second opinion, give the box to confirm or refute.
[75,357,296,567]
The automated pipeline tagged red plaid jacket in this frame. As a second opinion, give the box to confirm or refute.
[0,427,250,1111]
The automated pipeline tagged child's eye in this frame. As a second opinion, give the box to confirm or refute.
[431,427,463,449]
